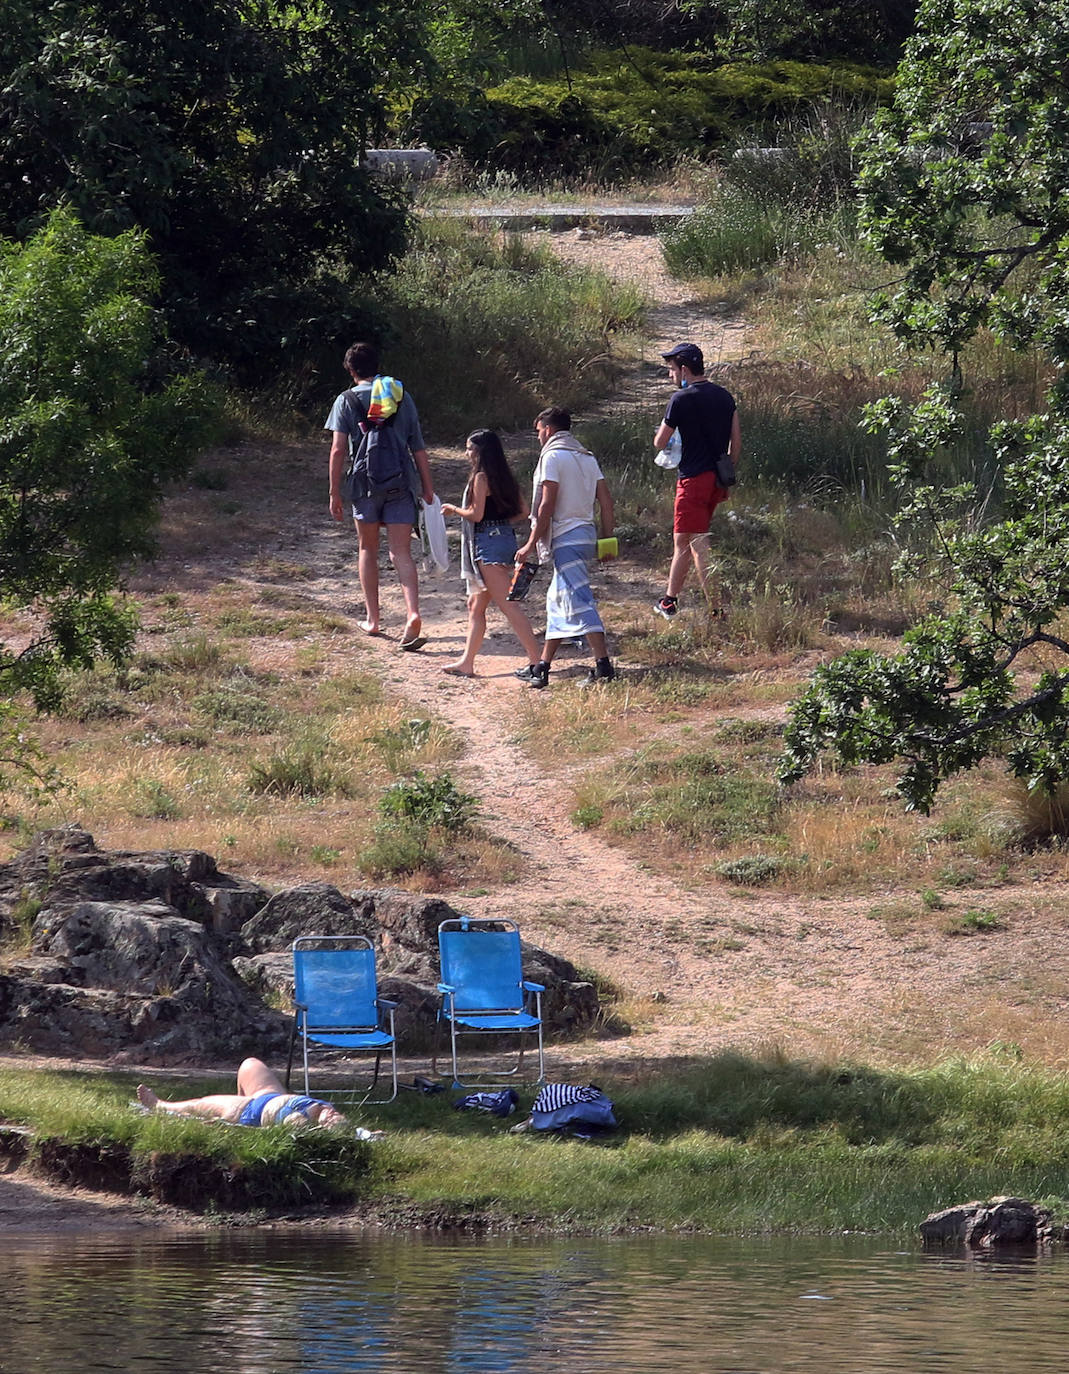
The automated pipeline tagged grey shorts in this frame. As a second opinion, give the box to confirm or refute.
[353,492,418,525]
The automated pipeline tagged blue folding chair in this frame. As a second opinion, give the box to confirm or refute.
[433,917,545,1088]
[286,935,398,1104]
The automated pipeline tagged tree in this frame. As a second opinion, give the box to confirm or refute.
[0,208,218,765]
[779,0,1069,813]
[679,0,917,62]
[0,0,425,379]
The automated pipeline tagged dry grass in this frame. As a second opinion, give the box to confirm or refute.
[1,593,521,889]
[562,710,1069,897]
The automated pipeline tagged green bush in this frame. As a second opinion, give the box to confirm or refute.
[715,855,785,886]
[0,209,220,789]
[248,737,351,799]
[378,771,478,833]
[357,822,445,880]
[434,52,893,178]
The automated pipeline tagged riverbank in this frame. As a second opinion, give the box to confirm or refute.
[4,1052,1069,1235]
[4,225,1069,1234]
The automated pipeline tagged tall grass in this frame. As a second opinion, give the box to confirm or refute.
[384,220,645,438]
[656,105,1049,527]
[663,102,866,277]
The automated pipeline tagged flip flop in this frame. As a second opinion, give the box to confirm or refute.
[399,635,428,652]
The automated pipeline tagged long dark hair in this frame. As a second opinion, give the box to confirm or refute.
[467,429,522,519]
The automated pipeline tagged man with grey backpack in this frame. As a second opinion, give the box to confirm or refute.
[327,341,435,648]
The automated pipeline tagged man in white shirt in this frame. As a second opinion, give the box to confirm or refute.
[515,406,616,689]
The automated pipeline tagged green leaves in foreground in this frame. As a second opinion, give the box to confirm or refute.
[0,209,220,794]
[780,403,1069,813]
[781,2,1069,813]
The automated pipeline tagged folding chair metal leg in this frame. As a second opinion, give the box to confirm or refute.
[430,1014,445,1080]
[284,1016,300,1090]
[438,1026,545,1090]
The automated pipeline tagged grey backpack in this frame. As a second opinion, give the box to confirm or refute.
[341,391,411,504]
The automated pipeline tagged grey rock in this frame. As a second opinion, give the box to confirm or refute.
[362,148,439,180]
[921,1196,1053,1248]
[241,883,378,953]
[365,889,460,962]
[0,824,269,941]
[0,830,605,1064]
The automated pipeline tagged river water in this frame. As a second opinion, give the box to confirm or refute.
[5,1229,1067,1372]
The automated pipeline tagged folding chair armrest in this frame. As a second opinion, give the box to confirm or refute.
[436,983,456,993]
[522,981,546,993]
[377,997,399,1011]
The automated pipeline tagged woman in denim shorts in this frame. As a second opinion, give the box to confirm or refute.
[440,430,542,677]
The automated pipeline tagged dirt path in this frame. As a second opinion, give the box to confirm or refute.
[6,229,1068,1233]
[180,230,1069,1072]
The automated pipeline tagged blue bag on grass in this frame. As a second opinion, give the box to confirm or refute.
[530,1083,617,1136]
[454,1089,519,1118]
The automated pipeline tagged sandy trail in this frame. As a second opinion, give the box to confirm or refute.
[206,229,1069,1071]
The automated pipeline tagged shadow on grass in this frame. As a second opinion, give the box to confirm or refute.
[348,1051,941,1148]
[610,1052,940,1145]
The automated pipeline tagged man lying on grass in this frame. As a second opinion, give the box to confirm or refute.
[137,1056,347,1129]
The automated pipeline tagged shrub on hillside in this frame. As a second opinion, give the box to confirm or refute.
[412,51,893,178]
[0,211,220,718]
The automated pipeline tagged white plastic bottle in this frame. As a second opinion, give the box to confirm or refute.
[653,377,686,469]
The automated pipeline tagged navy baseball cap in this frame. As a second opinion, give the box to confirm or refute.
[661,342,704,371]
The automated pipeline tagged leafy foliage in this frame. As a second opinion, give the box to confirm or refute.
[378,771,479,833]
[0,210,218,716]
[413,50,892,178]
[780,0,1069,812]
[681,0,917,63]
[0,0,420,378]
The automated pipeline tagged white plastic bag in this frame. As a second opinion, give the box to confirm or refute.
[654,432,682,469]
[419,495,450,571]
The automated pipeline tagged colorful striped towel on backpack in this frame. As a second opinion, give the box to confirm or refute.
[367,374,403,424]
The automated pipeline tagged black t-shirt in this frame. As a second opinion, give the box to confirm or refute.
[664,380,736,479]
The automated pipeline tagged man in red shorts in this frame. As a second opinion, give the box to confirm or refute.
[652,342,741,619]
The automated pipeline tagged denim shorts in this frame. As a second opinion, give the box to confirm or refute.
[474,520,518,565]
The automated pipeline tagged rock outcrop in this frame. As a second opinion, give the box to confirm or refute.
[0,826,601,1064]
[920,1197,1056,1248]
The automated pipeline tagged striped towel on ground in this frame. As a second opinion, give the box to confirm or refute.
[530,1082,617,1135]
